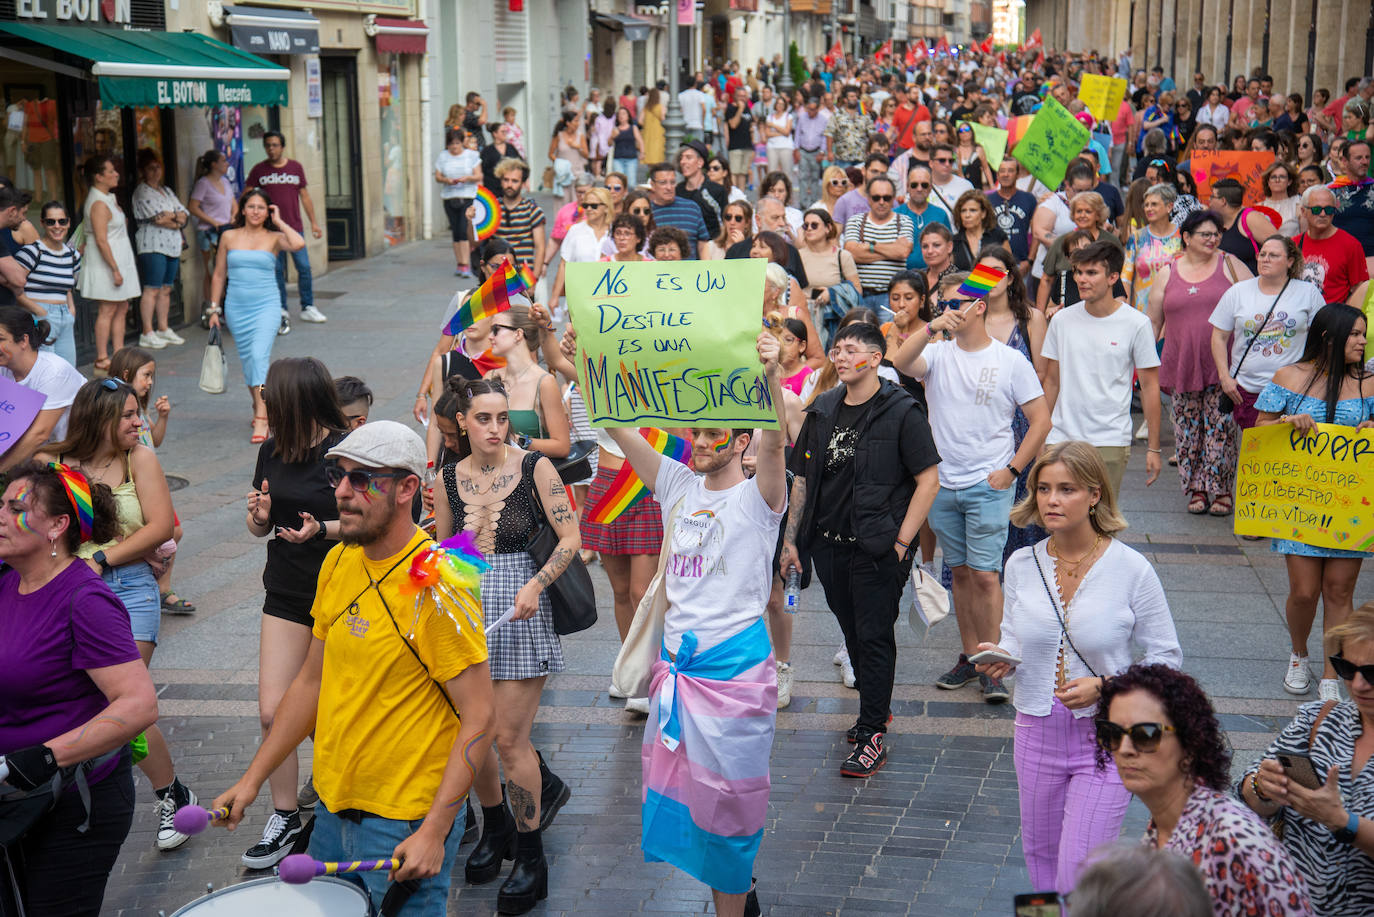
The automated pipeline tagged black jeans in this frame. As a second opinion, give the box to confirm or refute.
[2,755,135,917]
[811,539,910,733]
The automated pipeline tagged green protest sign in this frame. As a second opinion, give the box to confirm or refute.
[961,120,1008,170]
[1014,97,1091,192]
[566,259,779,429]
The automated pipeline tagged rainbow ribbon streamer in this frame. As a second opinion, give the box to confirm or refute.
[587,429,691,525]
[956,264,1007,298]
[444,261,527,335]
[399,531,491,638]
[49,462,94,543]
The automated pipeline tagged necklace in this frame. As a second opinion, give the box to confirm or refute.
[461,445,510,496]
[1049,533,1102,579]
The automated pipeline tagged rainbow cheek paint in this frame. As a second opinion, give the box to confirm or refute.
[13,488,37,534]
[709,433,731,453]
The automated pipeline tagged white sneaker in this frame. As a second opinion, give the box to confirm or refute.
[777,662,793,709]
[138,332,168,350]
[1284,654,1312,695]
[608,682,627,699]
[833,645,848,666]
[156,327,185,345]
[154,786,197,851]
[625,697,650,715]
[840,655,856,689]
[1319,679,1343,703]
[1134,419,1149,440]
[299,306,328,323]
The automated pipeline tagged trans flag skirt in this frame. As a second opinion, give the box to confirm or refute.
[641,617,777,894]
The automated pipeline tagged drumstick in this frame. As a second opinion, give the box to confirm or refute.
[278,854,400,885]
[170,804,231,836]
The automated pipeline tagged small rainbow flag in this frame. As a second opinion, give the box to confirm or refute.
[517,264,536,292]
[444,261,527,335]
[1004,114,1035,151]
[957,264,1006,297]
[586,429,691,525]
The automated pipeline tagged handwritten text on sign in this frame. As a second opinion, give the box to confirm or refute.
[1235,423,1374,551]
[0,376,46,459]
[566,259,778,428]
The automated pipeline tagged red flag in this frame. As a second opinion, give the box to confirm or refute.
[824,39,843,67]
[913,40,928,62]
[980,36,994,55]
[933,36,949,57]
[1026,27,1043,50]
[904,45,917,68]
[996,50,1007,67]
[875,38,892,61]
[1033,51,1045,70]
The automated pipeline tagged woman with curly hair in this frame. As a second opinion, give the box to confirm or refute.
[1099,663,1313,915]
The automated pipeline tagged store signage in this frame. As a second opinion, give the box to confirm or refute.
[100,74,288,108]
[229,21,320,54]
[15,0,132,24]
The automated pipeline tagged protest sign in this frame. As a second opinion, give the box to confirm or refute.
[0,376,46,459]
[566,259,779,429]
[1011,98,1090,192]
[1235,423,1374,550]
[962,120,1008,170]
[1077,74,1128,123]
[1004,114,1034,151]
[1188,150,1275,206]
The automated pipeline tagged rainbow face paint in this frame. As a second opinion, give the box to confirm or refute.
[709,432,732,453]
[12,487,38,534]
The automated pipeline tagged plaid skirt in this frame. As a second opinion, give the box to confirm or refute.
[483,551,565,681]
[579,464,664,555]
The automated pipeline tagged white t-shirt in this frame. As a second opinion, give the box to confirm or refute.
[434,149,480,200]
[655,459,784,655]
[1041,302,1160,447]
[1032,192,1076,278]
[1208,277,1324,395]
[0,351,86,443]
[928,175,975,215]
[559,221,609,266]
[678,88,706,130]
[918,338,1044,488]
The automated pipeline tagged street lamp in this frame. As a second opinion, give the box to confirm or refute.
[777,1,794,94]
[663,3,686,151]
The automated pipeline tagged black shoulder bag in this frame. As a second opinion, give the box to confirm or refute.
[1219,277,1290,414]
[524,454,597,635]
[1030,548,1100,679]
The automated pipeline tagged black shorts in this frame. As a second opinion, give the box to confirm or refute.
[263,591,315,628]
[443,198,471,243]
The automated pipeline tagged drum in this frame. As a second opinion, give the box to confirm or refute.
[167,876,370,916]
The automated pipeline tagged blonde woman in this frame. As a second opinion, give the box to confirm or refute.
[809,165,851,213]
[549,186,613,304]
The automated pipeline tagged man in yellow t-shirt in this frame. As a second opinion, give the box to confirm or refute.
[215,421,494,915]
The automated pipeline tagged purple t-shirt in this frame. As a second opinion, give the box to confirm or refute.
[245,158,309,232]
[0,562,140,764]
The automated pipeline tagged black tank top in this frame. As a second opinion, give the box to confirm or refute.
[1219,211,1258,274]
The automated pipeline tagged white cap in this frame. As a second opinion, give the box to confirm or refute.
[325,420,427,479]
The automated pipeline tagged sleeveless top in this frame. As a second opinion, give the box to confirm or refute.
[1220,211,1259,274]
[73,451,144,558]
[507,371,548,439]
[612,126,637,159]
[442,451,541,555]
[1159,256,1232,393]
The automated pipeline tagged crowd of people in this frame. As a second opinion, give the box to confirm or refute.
[3,38,1374,917]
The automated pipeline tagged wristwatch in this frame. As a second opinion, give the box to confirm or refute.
[1334,811,1360,844]
[1006,463,1021,477]
[314,521,329,541]
[92,550,110,572]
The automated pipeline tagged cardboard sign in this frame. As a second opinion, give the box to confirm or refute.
[1012,98,1091,192]
[566,259,779,429]
[1077,74,1128,123]
[1188,150,1276,206]
[0,376,47,460]
[1235,423,1374,551]
[962,120,1008,170]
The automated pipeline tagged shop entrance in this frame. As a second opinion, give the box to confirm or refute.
[320,55,363,260]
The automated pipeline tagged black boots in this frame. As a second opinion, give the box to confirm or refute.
[537,750,571,832]
[461,797,478,845]
[496,828,548,915]
[464,792,516,884]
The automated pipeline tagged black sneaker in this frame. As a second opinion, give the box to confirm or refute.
[846,714,893,744]
[936,654,978,690]
[980,673,1011,704]
[277,313,291,336]
[242,809,303,869]
[841,731,887,778]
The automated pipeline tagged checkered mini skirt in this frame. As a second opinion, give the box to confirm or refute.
[483,551,565,681]
[579,464,665,555]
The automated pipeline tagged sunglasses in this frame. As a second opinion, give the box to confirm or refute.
[43,217,69,226]
[870,194,894,202]
[1309,205,1338,215]
[934,157,955,164]
[909,181,930,189]
[100,378,128,392]
[490,324,517,335]
[802,221,825,230]
[324,465,411,491]
[606,184,624,191]
[1095,720,1176,752]
[957,126,972,133]
[830,178,850,186]
[724,213,747,222]
[582,202,603,210]
[1330,654,1374,684]
[630,208,651,216]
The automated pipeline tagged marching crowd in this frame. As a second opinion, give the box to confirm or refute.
[3,37,1374,917]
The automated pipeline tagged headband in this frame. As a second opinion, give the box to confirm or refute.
[49,462,94,544]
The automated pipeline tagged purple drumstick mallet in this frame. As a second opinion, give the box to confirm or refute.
[278,854,320,885]
[171,804,230,836]
[277,854,401,885]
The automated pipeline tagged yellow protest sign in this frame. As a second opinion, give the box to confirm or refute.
[566,259,780,429]
[1077,74,1128,123]
[1235,423,1374,550]
[1012,98,1091,192]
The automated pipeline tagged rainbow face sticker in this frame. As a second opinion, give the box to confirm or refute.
[709,432,732,453]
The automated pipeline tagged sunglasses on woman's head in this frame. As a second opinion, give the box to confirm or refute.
[100,378,127,392]
[1095,720,1175,753]
[1330,654,1374,683]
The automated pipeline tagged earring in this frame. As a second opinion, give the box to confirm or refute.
[1090,503,1098,515]
[50,536,58,558]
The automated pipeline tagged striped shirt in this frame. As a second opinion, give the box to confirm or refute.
[650,196,709,256]
[14,241,81,297]
[842,212,914,293]
[496,196,546,270]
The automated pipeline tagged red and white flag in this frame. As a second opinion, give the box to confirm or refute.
[824,39,843,67]
[933,36,950,57]
[875,38,893,61]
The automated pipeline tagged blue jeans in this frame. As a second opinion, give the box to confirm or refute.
[612,158,638,185]
[858,291,894,323]
[36,299,76,365]
[310,805,463,916]
[275,246,313,312]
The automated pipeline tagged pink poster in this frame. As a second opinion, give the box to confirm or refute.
[677,0,692,25]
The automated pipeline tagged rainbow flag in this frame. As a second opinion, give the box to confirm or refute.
[444,261,527,334]
[517,264,536,292]
[586,429,690,525]
[1004,114,1035,151]
[957,264,1006,297]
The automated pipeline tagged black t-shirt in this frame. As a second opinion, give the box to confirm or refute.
[481,144,522,195]
[725,104,754,150]
[462,110,484,134]
[1094,181,1125,223]
[813,396,871,538]
[677,179,728,238]
[0,228,15,306]
[1011,92,1041,117]
[952,227,1009,270]
[251,430,347,600]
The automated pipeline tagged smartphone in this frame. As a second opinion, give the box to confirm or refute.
[1277,753,1324,790]
[969,649,1023,667]
[1014,892,1063,916]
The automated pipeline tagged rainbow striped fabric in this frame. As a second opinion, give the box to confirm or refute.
[49,462,94,542]
[1004,114,1035,151]
[957,264,1007,297]
[586,429,690,525]
[444,261,527,335]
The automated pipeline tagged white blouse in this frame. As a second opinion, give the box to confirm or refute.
[131,183,189,257]
[998,539,1182,718]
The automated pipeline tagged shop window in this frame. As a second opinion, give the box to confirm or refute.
[378,53,406,245]
[0,64,61,223]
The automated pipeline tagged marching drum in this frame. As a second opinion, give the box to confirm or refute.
[166,876,370,916]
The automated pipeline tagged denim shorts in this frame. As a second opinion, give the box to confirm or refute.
[136,251,180,288]
[310,805,462,915]
[103,561,161,644]
[195,228,220,251]
[928,479,1016,572]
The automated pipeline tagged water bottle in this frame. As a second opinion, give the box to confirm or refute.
[423,460,437,489]
[783,569,801,612]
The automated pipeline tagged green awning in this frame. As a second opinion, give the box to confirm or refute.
[0,24,289,108]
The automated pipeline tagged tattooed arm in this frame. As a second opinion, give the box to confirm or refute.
[514,456,582,620]
[46,659,158,767]
[390,660,495,882]
[778,474,807,577]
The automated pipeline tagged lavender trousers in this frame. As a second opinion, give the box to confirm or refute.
[1013,698,1131,893]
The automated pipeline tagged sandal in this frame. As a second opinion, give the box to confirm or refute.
[1208,494,1233,516]
[1167,454,1178,466]
[92,357,111,377]
[251,415,270,444]
[1188,491,1208,514]
[160,591,196,614]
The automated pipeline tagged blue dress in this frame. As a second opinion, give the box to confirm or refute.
[1254,381,1374,559]
[225,249,280,388]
